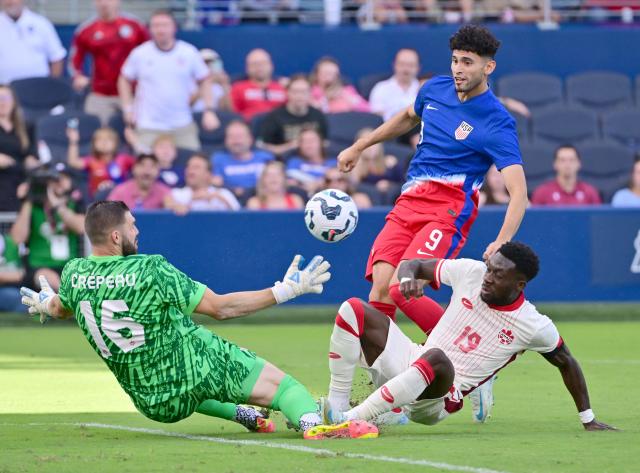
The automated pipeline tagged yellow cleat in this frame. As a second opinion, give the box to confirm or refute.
[303,420,379,440]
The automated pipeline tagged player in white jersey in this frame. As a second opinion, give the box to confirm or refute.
[323,242,616,431]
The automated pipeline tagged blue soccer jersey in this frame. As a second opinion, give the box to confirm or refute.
[407,75,522,195]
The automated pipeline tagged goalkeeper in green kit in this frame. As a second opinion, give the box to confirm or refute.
[21,200,378,440]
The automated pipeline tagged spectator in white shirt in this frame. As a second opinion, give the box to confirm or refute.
[369,48,421,122]
[118,9,219,152]
[0,0,66,83]
[164,153,240,214]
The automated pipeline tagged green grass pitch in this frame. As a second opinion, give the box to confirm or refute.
[1,312,638,473]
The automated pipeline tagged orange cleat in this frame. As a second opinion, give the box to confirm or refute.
[255,416,276,433]
[303,420,379,440]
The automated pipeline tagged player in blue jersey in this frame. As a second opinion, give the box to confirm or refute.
[337,25,528,423]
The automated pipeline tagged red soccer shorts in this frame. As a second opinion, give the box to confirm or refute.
[365,180,479,281]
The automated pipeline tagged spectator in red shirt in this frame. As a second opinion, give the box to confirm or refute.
[230,49,287,121]
[67,125,135,198]
[69,0,148,125]
[531,145,602,206]
[107,154,169,210]
[246,161,304,210]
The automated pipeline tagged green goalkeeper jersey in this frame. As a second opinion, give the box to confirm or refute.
[58,254,208,405]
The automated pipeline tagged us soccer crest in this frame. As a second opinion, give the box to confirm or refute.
[455,121,474,140]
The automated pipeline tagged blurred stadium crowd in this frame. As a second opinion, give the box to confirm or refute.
[0,0,639,310]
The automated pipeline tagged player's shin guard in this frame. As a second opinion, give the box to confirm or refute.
[328,298,365,414]
[345,359,435,421]
[389,283,444,334]
[270,374,320,430]
[368,300,396,321]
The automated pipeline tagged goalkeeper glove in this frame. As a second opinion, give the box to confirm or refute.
[20,275,56,324]
[272,255,331,304]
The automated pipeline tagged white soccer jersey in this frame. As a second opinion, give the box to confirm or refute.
[170,186,240,211]
[121,40,209,130]
[0,8,66,83]
[423,258,561,394]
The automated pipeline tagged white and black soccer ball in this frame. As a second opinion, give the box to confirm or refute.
[304,189,359,243]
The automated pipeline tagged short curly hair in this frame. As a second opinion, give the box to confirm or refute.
[497,241,540,281]
[449,25,501,58]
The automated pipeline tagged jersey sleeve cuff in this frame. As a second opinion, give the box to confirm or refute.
[185,282,206,315]
[429,259,445,290]
[541,336,564,358]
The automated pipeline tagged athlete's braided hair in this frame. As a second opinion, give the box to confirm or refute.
[497,241,540,281]
[449,25,501,58]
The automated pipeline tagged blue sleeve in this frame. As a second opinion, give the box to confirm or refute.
[286,158,302,170]
[257,151,275,163]
[212,153,225,177]
[413,82,429,117]
[483,114,523,170]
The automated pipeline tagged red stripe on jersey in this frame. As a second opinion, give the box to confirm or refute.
[328,352,341,359]
[556,336,564,348]
[412,358,435,384]
[462,353,518,397]
[487,292,525,311]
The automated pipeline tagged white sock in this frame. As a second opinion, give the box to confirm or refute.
[328,300,363,413]
[344,364,431,421]
[299,412,322,432]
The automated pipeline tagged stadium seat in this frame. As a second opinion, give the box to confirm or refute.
[510,111,530,142]
[195,110,243,155]
[327,112,383,145]
[566,71,632,111]
[357,73,390,100]
[11,77,74,123]
[36,112,101,164]
[575,140,635,177]
[496,73,563,110]
[325,140,346,158]
[383,141,413,161]
[107,112,127,145]
[175,147,195,167]
[602,108,640,150]
[531,106,599,144]
[583,175,628,203]
[519,142,557,184]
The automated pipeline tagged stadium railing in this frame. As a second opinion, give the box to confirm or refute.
[0,213,17,236]
[34,0,640,26]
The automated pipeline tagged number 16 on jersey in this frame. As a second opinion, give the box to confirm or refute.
[80,300,146,358]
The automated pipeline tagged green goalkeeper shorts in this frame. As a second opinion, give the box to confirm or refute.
[132,329,265,423]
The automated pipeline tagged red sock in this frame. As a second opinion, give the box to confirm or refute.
[368,300,396,321]
[388,283,444,334]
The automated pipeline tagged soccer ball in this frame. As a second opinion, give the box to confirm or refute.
[304,189,359,243]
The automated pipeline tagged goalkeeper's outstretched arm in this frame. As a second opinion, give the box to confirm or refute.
[195,255,331,321]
